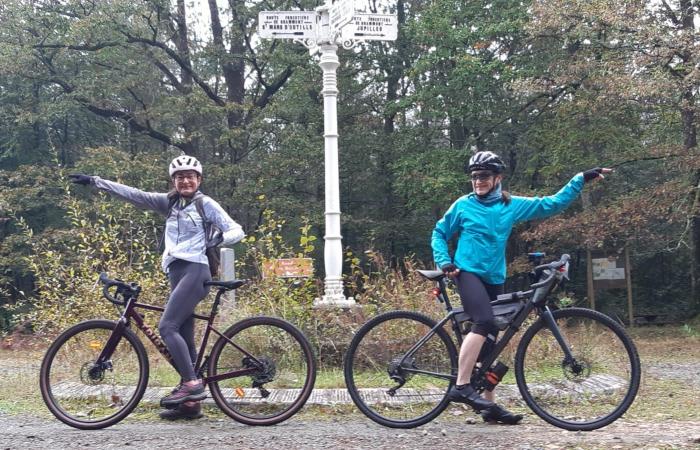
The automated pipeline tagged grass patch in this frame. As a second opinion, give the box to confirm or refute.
[1,321,698,424]
[628,324,700,364]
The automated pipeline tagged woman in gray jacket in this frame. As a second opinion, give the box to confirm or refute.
[69,155,244,420]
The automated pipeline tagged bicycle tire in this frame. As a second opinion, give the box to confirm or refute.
[208,316,316,425]
[343,310,458,428]
[39,319,149,429]
[514,307,640,431]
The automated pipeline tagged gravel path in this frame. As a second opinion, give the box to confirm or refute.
[1,412,699,449]
[1,353,699,449]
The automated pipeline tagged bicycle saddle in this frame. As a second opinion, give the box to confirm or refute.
[416,269,445,281]
[204,279,247,291]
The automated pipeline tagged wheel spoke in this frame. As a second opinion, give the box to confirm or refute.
[208,317,315,425]
[344,311,457,428]
[516,308,640,430]
[40,321,148,429]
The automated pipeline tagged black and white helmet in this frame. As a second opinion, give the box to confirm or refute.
[467,151,506,173]
[169,155,202,177]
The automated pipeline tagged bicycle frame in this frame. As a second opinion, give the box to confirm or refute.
[396,265,569,387]
[94,287,262,384]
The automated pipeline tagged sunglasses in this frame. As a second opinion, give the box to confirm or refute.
[470,172,495,182]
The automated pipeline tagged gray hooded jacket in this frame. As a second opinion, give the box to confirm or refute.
[92,177,245,272]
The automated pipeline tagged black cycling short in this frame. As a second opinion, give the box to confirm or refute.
[455,271,504,337]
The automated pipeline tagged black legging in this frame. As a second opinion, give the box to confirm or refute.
[159,259,211,381]
[455,271,504,336]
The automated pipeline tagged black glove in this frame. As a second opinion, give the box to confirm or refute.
[441,263,458,274]
[583,168,603,183]
[68,174,92,185]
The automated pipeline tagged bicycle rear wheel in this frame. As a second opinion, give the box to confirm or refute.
[343,310,458,428]
[39,319,149,429]
[515,307,640,431]
[208,316,316,425]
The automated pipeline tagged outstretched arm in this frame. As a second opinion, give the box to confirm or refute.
[69,174,169,215]
[511,168,613,223]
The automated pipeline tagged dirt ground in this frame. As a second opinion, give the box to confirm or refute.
[1,410,699,449]
[1,327,699,449]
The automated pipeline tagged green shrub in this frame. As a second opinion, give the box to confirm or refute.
[11,184,168,334]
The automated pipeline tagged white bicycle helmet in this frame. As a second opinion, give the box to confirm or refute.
[169,155,202,177]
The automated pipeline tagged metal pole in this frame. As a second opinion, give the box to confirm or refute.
[313,12,355,307]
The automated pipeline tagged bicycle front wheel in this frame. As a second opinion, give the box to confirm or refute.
[208,316,316,425]
[343,310,458,429]
[39,319,149,429]
[515,307,640,431]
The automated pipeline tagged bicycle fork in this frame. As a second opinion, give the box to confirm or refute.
[540,306,577,366]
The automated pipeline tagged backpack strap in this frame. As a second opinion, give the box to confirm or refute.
[158,194,179,252]
[193,194,209,224]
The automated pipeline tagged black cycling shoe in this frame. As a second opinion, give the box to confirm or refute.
[481,404,523,425]
[447,384,495,411]
[159,402,203,421]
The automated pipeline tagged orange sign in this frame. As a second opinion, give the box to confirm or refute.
[262,258,314,279]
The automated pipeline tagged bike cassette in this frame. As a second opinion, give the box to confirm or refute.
[243,356,277,386]
[387,356,417,384]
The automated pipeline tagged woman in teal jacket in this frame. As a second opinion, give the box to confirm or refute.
[431,151,611,424]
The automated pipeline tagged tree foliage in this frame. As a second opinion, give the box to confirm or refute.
[1,0,699,331]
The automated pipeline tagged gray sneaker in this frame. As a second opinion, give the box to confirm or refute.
[160,381,207,408]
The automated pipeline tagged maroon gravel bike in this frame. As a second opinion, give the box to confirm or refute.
[40,273,316,429]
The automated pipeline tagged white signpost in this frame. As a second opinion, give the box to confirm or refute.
[258,11,318,39]
[259,1,398,308]
[329,0,355,33]
[342,14,398,41]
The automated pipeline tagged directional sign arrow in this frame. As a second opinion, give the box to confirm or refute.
[342,13,398,41]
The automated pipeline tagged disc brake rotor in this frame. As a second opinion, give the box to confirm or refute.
[80,361,106,385]
[562,356,592,381]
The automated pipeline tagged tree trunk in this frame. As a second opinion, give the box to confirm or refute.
[681,94,696,149]
[692,171,700,313]
[174,0,197,155]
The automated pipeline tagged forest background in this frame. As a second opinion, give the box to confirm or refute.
[0,0,699,334]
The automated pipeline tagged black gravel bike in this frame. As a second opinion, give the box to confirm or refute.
[344,254,640,431]
[40,274,317,430]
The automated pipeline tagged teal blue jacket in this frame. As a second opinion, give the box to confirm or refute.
[431,173,585,284]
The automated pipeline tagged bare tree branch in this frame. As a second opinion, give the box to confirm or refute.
[660,0,680,26]
[120,31,226,107]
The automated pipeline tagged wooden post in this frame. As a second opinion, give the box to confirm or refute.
[587,248,596,310]
[625,245,634,327]
[582,191,596,310]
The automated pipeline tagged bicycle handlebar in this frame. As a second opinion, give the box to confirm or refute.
[98,272,140,305]
[529,254,570,289]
